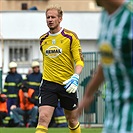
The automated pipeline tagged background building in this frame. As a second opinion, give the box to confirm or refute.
[0,0,101,11]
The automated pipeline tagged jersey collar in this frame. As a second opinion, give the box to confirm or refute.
[49,28,63,36]
[106,3,125,20]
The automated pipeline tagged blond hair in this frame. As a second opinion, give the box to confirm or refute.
[46,5,63,17]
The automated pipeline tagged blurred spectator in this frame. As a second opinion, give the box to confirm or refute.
[0,93,8,126]
[29,6,38,10]
[10,82,38,127]
[53,101,67,127]
[26,61,42,105]
[3,61,23,115]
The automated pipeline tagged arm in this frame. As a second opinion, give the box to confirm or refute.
[17,75,23,89]
[78,64,104,114]
[75,65,83,75]
[63,32,84,93]
[3,77,8,94]
[27,92,36,104]
[71,34,84,69]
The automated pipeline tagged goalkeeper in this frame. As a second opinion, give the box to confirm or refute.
[35,5,84,133]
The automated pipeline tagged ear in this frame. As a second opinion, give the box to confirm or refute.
[59,17,62,23]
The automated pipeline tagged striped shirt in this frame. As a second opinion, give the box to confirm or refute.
[98,2,133,133]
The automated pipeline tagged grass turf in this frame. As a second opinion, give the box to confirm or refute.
[0,127,102,133]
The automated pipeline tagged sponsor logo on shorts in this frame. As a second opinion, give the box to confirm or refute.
[39,96,41,104]
[73,104,77,108]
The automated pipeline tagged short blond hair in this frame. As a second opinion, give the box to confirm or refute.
[46,5,63,17]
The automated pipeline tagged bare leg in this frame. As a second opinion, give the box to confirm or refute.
[35,106,55,133]
[64,108,81,133]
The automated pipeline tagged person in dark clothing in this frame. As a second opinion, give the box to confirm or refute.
[0,93,8,126]
[53,101,67,127]
[3,61,23,115]
[26,61,42,105]
[10,82,38,127]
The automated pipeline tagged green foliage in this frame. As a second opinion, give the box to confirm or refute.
[0,127,102,133]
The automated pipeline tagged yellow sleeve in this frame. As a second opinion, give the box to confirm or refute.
[71,34,84,67]
[39,32,49,53]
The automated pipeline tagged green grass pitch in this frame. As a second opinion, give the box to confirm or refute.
[0,127,102,133]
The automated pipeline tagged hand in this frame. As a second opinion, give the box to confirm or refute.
[63,74,79,93]
[24,92,28,98]
[77,96,94,117]
[10,105,16,110]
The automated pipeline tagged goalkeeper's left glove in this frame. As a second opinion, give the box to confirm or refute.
[63,74,79,93]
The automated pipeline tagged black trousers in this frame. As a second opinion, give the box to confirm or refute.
[0,111,7,126]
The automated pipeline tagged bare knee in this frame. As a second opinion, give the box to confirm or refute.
[38,112,49,126]
[38,106,54,127]
[66,113,78,128]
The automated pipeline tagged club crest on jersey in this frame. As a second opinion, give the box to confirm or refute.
[52,39,56,44]
[99,42,114,66]
[45,46,62,58]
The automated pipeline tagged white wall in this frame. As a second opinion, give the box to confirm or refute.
[81,40,98,52]
[1,11,101,40]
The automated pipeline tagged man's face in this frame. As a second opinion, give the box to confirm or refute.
[10,68,16,73]
[46,9,62,30]
[33,66,40,73]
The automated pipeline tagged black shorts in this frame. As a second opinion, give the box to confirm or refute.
[38,80,78,110]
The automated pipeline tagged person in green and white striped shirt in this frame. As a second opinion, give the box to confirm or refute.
[78,0,133,133]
